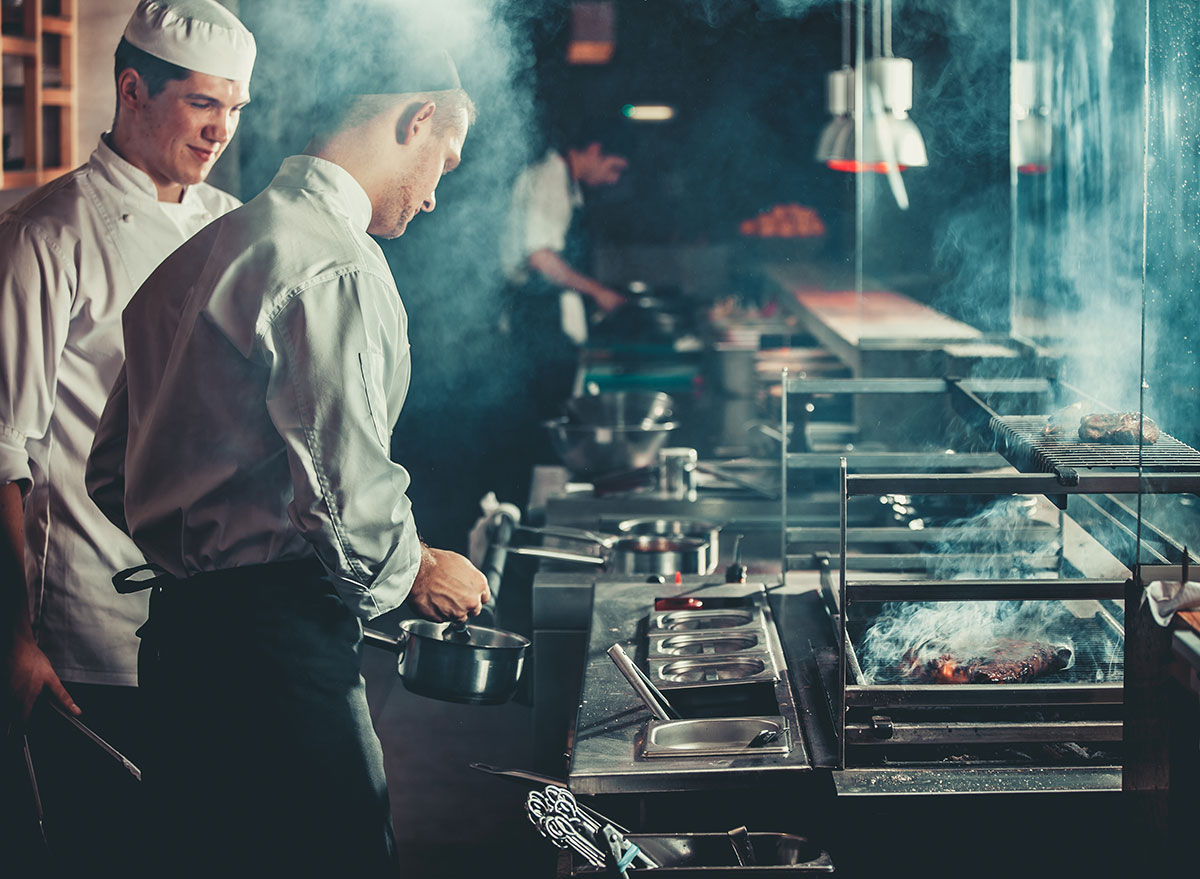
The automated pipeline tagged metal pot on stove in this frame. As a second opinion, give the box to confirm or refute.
[501,523,716,576]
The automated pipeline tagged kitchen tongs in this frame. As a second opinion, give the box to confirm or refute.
[607,643,681,721]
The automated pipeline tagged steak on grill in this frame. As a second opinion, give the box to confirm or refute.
[1043,407,1160,444]
[903,639,1073,684]
[1078,412,1160,444]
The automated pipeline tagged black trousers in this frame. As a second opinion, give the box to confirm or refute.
[139,559,397,878]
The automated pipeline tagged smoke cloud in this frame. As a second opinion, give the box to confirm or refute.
[858,497,1088,684]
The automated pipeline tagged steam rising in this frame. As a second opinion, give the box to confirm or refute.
[858,497,1081,684]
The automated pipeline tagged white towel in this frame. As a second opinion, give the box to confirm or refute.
[467,492,522,569]
[1144,579,1200,627]
[560,291,588,345]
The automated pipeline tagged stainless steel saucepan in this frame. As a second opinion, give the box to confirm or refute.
[503,524,715,576]
[362,615,530,705]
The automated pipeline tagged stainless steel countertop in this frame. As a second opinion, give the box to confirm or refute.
[566,579,813,796]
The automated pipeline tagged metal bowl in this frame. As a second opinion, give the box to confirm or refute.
[544,418,677,477]
[563,391,674,427]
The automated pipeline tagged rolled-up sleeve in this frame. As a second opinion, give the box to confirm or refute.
[261,269,421,620]
[86,363,130,535]
[0,220,74,496]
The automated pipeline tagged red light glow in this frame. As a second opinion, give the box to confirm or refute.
[826,159,910,173]
[1017,163,1049,175]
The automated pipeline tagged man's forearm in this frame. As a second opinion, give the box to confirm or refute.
[526,248,614,304]
[0,481,31,645]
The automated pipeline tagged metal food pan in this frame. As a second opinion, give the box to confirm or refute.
[641,716,790,759]
[647,631,765,658]
[651,608,763,632]
[649,654,778,688]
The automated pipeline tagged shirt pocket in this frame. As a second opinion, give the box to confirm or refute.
[358,351,392,450]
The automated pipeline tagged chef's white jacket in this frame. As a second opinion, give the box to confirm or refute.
[87,156,422,621]
[500,149,583,283]
[0,137,239,686]
[500,149,588,341]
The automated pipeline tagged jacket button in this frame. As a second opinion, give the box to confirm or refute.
[122,213,133,223]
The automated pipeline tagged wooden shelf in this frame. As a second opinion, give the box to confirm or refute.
[1,35,38,56]
[41,16,73,36]
[41,86,70,106]
[1,3,75,190]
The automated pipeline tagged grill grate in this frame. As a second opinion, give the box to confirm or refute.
[848,617,1124,686]
[992,415,1200,473]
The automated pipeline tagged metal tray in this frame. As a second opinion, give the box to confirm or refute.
[649,653,779,688]
[648,630,765,658]
[641,717,791,758]
[651,608,762,632]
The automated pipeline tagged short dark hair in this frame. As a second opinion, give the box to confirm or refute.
[551,114,631,156]
[113,36,191,99]
[308,89,476,146]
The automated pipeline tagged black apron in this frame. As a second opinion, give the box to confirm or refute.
[483,188,597,510]
[120,558,397,878]
[507,187,595,421]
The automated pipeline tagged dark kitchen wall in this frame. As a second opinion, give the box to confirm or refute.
[538,0,1012,325]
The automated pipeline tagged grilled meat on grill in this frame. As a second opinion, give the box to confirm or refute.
[1078,412,1160,444]
[903,639,1073,684]
[1042,407,1160,444]
[1042,403,1084,437]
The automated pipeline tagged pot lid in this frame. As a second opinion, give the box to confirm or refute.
[403,618,530,650]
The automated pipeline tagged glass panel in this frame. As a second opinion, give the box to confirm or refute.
[1010,0,1146,425]
[1144,3,1200,556]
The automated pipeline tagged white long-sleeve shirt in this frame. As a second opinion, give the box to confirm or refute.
[500,149,583,283]
[87,155,421,621]
[0,136,239,685]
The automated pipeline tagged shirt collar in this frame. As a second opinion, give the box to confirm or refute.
[90,133,208,206]
[269,155,374,232]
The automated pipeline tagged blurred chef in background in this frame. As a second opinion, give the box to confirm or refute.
[491,122,630,510]
[0,0,253,872]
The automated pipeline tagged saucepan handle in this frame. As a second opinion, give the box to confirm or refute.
[503,546,607,566]
[362,627,409,658]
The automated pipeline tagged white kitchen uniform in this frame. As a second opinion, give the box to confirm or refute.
[0,136,239,685]
[501,148,588,342]
[87,155,422,621]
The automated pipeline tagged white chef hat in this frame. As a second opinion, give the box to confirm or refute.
[123,0,256,82]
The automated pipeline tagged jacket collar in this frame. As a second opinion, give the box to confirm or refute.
[269,155,374,232]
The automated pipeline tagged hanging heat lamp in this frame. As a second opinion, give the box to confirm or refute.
[821,0,927,179]
[815,0,854,164]
[1011,59,1051,174]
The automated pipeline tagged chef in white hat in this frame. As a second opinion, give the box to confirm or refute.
[0,1,254,873]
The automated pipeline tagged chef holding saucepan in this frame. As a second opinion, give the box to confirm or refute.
[84,23,494,876]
